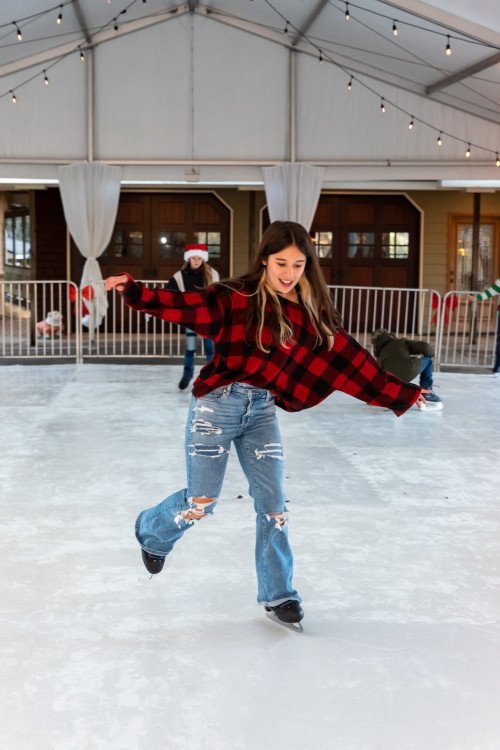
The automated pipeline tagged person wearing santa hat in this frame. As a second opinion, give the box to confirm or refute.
[166,244,220,390]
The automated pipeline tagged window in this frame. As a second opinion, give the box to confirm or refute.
[193,231,221,259]
[109,229,144,259]
[348,232,374,259]
[4,209,30,268]
[157,231,186,260]
[311,231,333,258]
[382,231,410,259]
[456,224,493,290]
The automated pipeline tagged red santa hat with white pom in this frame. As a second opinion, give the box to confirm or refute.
[184,243,208,262]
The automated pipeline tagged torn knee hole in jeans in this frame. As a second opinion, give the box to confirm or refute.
[188,443,227,458]
[266,512,288,530]
[175,496,217,525]
[255,443,284,460]
[191,406,222,436]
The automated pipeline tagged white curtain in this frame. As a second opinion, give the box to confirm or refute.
[262,163,324,231]
[58,162,122,326]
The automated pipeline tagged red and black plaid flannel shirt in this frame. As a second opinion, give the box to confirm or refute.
[121,276,421,416]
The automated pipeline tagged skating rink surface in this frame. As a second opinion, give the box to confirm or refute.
[1,364,499,750]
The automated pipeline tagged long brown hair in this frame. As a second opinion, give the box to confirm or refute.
[220,220,342,352]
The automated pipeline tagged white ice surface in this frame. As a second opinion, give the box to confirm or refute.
[1,365,499,750]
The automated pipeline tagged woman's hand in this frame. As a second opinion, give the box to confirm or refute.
[416,388,430,410]
[104,275,129,292]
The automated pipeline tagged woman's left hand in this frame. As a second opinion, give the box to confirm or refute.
[416,388,431,409]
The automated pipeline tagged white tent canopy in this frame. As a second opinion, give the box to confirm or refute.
[0,0,499,189]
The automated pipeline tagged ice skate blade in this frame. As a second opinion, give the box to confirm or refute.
[420,401,443,412]
[265,611,304,632]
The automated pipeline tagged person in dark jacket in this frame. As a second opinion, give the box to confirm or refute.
[372,328,442,409]
[167,244,219,390]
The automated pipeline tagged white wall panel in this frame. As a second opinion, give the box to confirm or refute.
[192,15,289,160]
[94,18,191,160]
[296,55,500,163]
[0,55,87,159]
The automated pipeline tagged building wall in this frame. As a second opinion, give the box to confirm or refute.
[408,191,500,294]
[2,187,500,293]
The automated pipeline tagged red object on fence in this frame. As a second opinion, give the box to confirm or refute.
[431,294,458,327]
[68,284,94,315]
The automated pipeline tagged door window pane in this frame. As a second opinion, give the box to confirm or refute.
[456,224,493,290]
[4,217,14,265]
[348,232,375,258]
[24,215,31,266]
[157,231,186,260]
[193,231,221,259]
[4,211,30,268]
[311,231,333,258]
[112,230,143,259]
[382,231,409,259]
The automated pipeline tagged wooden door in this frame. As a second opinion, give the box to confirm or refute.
[312,195,420,331]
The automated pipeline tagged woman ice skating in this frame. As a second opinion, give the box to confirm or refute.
[105,221,425,632]
[167,244,220,390]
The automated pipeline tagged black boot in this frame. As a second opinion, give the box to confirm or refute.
[141,548,165,575]
[265,600,304,631]
[178,367,194,390]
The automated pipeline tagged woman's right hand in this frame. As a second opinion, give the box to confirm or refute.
[104,275,129,292]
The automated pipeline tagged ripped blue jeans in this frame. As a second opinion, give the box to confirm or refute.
[135,382,300,606]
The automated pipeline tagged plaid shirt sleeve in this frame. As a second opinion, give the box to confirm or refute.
[329,330,421,416]
[120,274,223,340]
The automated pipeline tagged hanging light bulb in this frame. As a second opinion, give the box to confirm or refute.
[380,98,385,113]
[284,21,289,34]
[57,6,63,24]
[445,35,451,56]
[10,90,17,103]
[408,117,414,130]
[114,19,119,32]
[80,48,86,61]
[14,23,22,41]
[392,21,398,36]
[496,154,500,167]
[345,3,350,21]
[319,50,323,64]
[347,76,353,91]
[465,144,471,158]
[43,70,49,85]
[437,132,443,146]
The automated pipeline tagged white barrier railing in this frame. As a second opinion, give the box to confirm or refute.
[82,281,202,361]
[0,281,80,359]
[437,291,499,370]
[327,285,441,356]
[1,280,498,370]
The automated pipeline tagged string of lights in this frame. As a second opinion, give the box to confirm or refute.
[0,0,147,103]
[331,0,500,52]
[1,1,78,37]
[325,1,500,117]
[0,0,498,166]
[261,0,500,166]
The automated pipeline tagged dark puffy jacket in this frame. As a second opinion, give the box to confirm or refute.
[372,329,434,383]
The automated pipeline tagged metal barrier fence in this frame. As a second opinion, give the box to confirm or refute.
[0,280,498,370]
[437,291,499,370]
[327,285,440,353]
[0,280,80,359]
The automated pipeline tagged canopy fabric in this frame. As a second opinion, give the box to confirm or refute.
[0,2,498,188]
[262,164,324,231]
